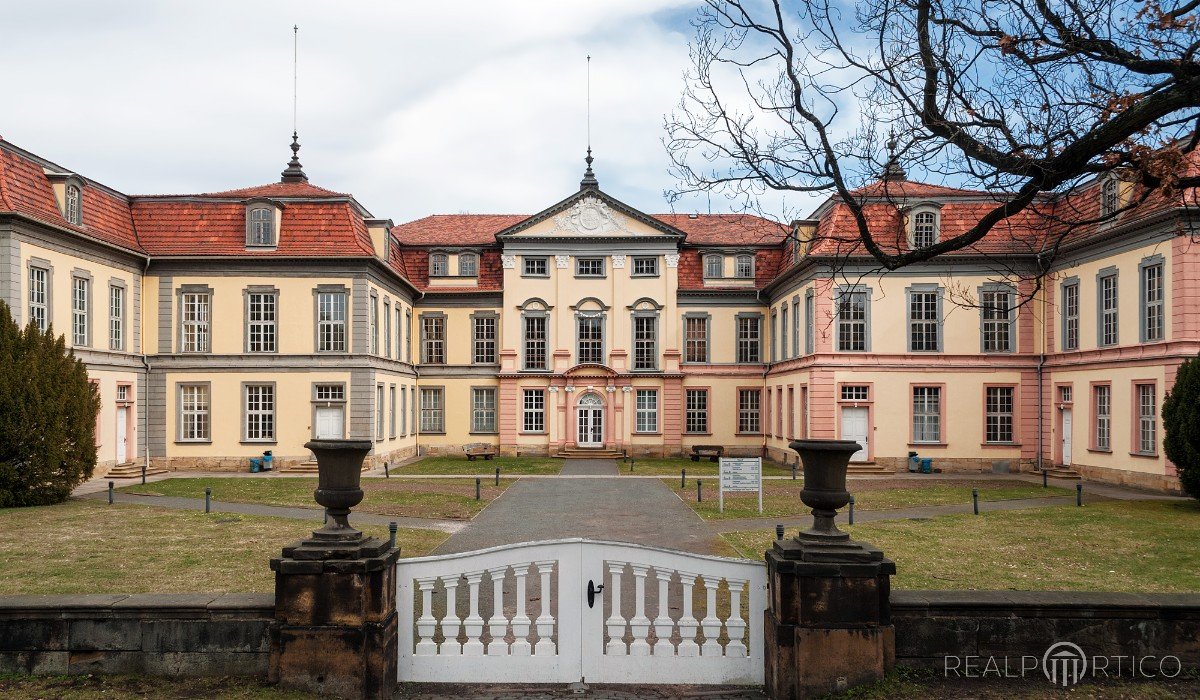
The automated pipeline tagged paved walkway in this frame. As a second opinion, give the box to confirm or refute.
[77,491,466,533]
[432,460,724,555]
[394,684,765,699]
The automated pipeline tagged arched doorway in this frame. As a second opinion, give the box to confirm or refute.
[576,392,604,447]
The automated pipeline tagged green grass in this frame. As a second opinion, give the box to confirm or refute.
[398,455,561,475]
[0,500,446,594]
[619,456,793,477]
[0,674,321,699]
[119,477,514,520]
[668,479,1072,520]
[823,666,1200,699]
[722,500,1200,592]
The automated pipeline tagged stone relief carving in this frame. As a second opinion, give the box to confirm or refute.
[612,254,626,269]
[665,254,680,268]
[552,197,629,236]
[555,255,570,269]
[501,254,516,269]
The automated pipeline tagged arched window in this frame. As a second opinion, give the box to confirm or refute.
[735,254,755,279]
[704,254,723,278]
[65,185,82,225]
[458,253,478,277]
[1101,176,1120,217]
[246,207,275,246]
[429,253,449,277]
[911,210,938,248]
[574,298,608,365]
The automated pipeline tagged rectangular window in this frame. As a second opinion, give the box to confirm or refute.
[576,258,604,277]
[369,295,379,355]
[1094,384,1111,450]
[1137,384,1157,454]
[384,301,392,358]
[780,304,789,359]
[770,312,778,362]
[912,386,941,443]
[459,254,478,277]
[738,389,761,434]
[316,291,347,352]
[421,315,445,364]
[179,384,210,441]
[684,316,709,363]
[396,307,404,362]
[578,315,604,364]
[635,389,658,433]
[804,291,814,354]
[523,316,548,370]
[1062,282,1079,351]
[1099,273,1119,346]
[685,389,708,434]
[247,292,277,352]
[985,386,1015,444]
[117,384,129,402]
[376,385,385,440]
[400,386,407,437]
[836,289,868,352]
[429,254,448,277]
[908,290,940,352]
[704,255,723,279]
[420,388,444,433]
[109,285,124,350]
[72,277,89,346]
[473,316,497,364]
[389,385,397,438]
[522,389,545,432]
[472,387,497,433]
[981,289,1013,352]
[632,257,658,276]
[1141,261,1164,342]
[315,384,345,401]
[737,316,761,363]
[633,316,657,370]
[523,257,548,276]
[245,384,275,441]
[841,385,869,401]
[28,266,48,332]
[181,292,211,352]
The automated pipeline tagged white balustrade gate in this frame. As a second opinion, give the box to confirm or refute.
[396,538,767,685]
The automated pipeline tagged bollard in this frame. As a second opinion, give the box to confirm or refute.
[475,477,481,501]
[630,458,635,473]
[849,495,856,525]
[1076,483,1083,507]
[792,461,797,480]
[972,488,979,515]
[388,521,398,549]
[384,461,390,478]
[776,524,785,540]
[108,481,114,505]
[204,487,212,514]
[141,464,146,485]
[495,467,500,486]
[1043,469,1048,488]
[681,468,687,489]
[696,479,702,502]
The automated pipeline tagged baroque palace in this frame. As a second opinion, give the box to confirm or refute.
[1,135,1195,492]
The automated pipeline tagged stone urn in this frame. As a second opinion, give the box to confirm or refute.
[306,439,372,541]
[789,438,860,543]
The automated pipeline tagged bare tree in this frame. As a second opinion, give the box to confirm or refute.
[666,0,1200,275]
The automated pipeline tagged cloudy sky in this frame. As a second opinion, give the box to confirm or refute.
[1,0,807,222]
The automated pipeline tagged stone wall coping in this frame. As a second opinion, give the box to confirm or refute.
[0,593,275,617]
[892,589,1200,616]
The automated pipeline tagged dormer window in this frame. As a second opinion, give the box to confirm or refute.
[430,253,449,277]
[458,253,478,277]
[735,254,755,279]
[704,254,723,278]
[65,185,82,225]
[912,210,938,248]
[1101,176,1120,217]
[246,206,275,247]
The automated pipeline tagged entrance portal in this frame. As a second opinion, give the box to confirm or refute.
[577,393,604,447]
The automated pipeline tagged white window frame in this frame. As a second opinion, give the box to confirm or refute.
[179,384,211,442]
[635,389,658,433]
[471,387,497,434]
[522,389,545,433]
[28,266,49,332]
[72,276,89,347]
[734,254,755,279]
[984,386,1015,444]
[109,284,124,351]
[420,387,445,433]
[180,291,211,353]
[316,291,348,353]
[912,386,941,443]
[247,291,277,353]
[1136,383,1157,455]
[244,384,275,442]
[685,389,708,434]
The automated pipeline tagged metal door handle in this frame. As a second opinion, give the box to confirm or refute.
[587,580,604,608]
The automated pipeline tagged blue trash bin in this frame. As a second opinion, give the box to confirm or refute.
[249,457,263,473]
[919,457,933,474]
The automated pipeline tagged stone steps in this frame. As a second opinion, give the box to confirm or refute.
[103,463,169,479]
[847,464,896,476]
[553,449,628,459]
[1044,467,1083,480]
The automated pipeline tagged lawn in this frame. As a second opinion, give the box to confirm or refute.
[668,478,1073,520]
[722,500,1200,592]
[823,666,1200,699]
[0,674,321,699]
[397,455,562,475]
[618,456,794,477]
[119,476,514,520]
[0,500,446,595]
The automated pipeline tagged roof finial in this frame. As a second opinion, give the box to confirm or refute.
[882,129,906,181]
[281,26,308,184]
[580,55,599,190]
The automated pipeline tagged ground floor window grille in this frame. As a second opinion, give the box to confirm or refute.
[420,388,444,433]
[685,389,708,433]
[523,389,545,432]
[985,386,1014,443]
[635,389,658,433]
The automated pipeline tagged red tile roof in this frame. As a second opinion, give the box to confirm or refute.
[656,214,788,245]
[392,248,504,292]
[392,215,529,245]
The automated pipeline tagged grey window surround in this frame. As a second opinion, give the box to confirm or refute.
[978,283,1016,354]
[520,300,552,371]
[243,285,279,354]
[369,292,379,355]
[70,269,92,348]
[471,311,499,365]
[241,381,277,444]
[631,256,659,277]
[458,253,479,277]
[791,295,800,359]
[470,386,498,434]
[175,381,212,444]
[522,256,550,278]
[1096,267,1119,347]
[804,289,814,355]
[734,253,755,279]
[384,298,392,359]
[629,298,662,371]
[682,312,710,364]
[245,203,277,248]
[769,310,778,363]
[905,283,943,353]
[835,285,872,352]
[909,207,940,248]
[310,382,348,440]
[176,284,213,354]
[703,254,723,279]
[389,384,398,438]
[1059,276,1080,352]
[575,310,606,365]
[429,252,449,277]
[405,308,412,362]
[375,383,385,442]
[575,257,606,278]
[780,302,789,360]
[399,385,407,438]
[395,306,404,363]
[26,257,54,333]
[1138,255,1166,343]
[312,285,349,354]
[419,386,446,434]
[64,184,83,225]
[108,278,126,351]
[419,312,446,364]
[1100,176,1120,217]
[736,312,763,363]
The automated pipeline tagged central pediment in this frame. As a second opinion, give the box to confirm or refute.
[496,189,685,241]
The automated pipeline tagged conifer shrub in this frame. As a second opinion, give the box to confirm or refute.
[1163,354,1200,500]
[0,301,100,507]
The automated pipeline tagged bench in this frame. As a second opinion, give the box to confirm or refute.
[463,443,498,461]
[690,445,724,462]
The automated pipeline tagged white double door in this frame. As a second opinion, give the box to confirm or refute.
[577,406,604,447]
[315,406,345,439]
[115,406,128,464]
[840,406,869,462]
[1061,408,1073,465]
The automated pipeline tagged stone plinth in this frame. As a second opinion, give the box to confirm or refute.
[269,536,400,700]
[765,537,896,699]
